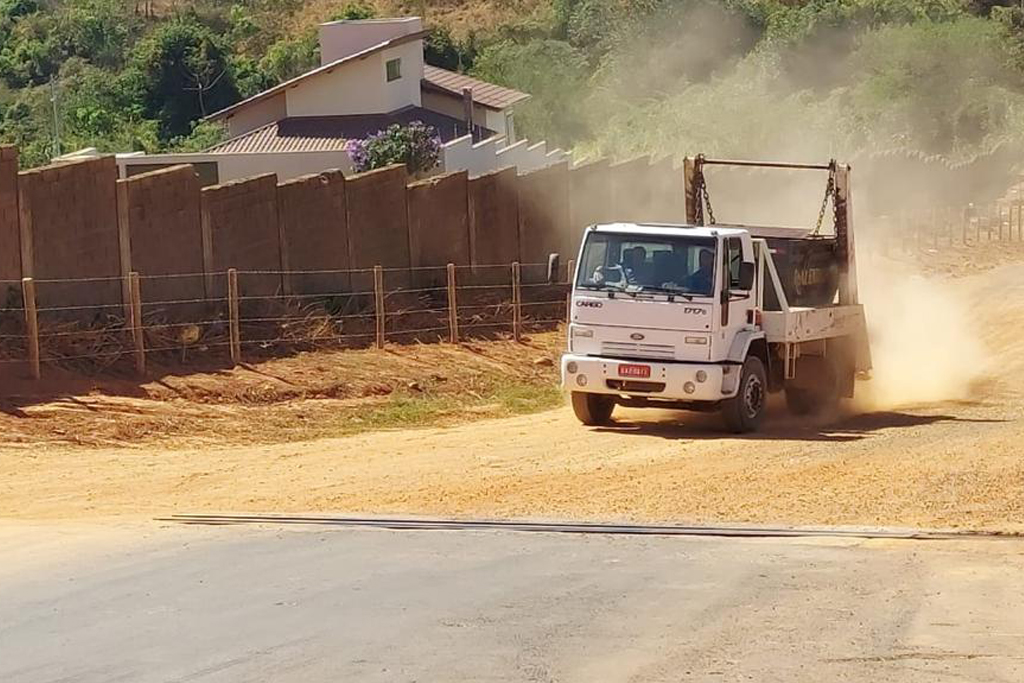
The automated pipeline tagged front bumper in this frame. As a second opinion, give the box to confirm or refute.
[561,354,735,402]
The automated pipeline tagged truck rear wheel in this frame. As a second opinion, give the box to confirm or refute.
[721,356,767,434]
[571,392,615,426]
[785,356,840,416]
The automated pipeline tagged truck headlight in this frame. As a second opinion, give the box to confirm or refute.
[573,328,594,338]
[696,370,707,383]
[566,361,578,374]
[684,336,708,345]
[683,382,696,394]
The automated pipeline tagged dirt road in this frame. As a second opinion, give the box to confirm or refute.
[2,256,1023,530]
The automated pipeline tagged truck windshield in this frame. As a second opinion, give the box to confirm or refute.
[575,232,717,297]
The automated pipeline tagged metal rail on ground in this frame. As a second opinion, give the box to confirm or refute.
[161,514,1023,541]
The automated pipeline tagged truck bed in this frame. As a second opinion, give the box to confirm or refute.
[761,304,871,372]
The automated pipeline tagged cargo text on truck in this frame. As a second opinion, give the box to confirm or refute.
[561,155,872,433]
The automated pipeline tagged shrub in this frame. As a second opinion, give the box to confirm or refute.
[345,121,441,175]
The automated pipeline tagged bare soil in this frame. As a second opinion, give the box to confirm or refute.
[0,333,563,449]
[3,242,1024,531]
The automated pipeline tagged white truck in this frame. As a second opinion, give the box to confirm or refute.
[561,156,872,432]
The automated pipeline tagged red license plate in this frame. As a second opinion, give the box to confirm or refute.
[618,364,651,378]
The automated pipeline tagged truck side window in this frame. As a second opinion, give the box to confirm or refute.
[726,238,743,289]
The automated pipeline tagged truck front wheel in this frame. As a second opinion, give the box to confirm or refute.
[571,392,615,426]
[721,356,767,433]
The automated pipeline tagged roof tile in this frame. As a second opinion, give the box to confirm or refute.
[422,66,530,111]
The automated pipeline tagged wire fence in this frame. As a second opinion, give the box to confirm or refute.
[870,199,1024,255]
[0,260,575,378]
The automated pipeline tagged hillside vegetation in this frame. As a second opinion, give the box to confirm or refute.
[2,0,1024,171]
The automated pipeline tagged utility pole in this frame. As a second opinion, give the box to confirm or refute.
[49,77,61,159]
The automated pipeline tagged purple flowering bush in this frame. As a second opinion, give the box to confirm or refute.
[345,121,442,175]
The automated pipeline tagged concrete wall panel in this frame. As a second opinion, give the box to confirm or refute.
[18,156,121,310]
[0,146,20,292]
[648,156,686,223]
[118,165,205,307]
[468,167,518,272]
[568,159,612,261]
[610,157,653,223]
[276,169,350,294]
[408,171,469,285]
[345,165,410,288]
[517,162,570,268]
[201,174,282,296]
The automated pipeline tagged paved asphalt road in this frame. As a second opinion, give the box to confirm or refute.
[2,523,1024,682]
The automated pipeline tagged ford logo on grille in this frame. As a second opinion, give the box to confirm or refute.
[630,333,645,341]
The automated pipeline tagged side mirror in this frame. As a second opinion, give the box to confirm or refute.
[737,261,755,291]
[547,253,561,284]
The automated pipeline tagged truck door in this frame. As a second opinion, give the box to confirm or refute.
[721,237,754,337]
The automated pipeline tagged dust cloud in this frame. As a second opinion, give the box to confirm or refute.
[853,248,992,410]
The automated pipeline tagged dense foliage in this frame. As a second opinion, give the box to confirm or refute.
[3,0,1024,168]
[477,0,1024,164]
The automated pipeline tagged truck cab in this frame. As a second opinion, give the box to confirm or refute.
[561,157,871,432]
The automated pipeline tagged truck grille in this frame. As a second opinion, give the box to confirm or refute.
[601,341,675,361]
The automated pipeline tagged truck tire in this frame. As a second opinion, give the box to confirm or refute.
[571,392,615,426]
[784,387,819,416]
[785,356,840,416]
[721,356,767,433]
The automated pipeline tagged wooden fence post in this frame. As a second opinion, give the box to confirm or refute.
[373,265,385,350]
[227,268,241,364]
[446,263,459,344]
[21,277,39,380]
[129,272,145,376]
[511,261,522,342]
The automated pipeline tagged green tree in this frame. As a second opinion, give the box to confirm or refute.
[330,3,374,21]
[425,26,476,71]
[260,30,319,84]
[122,13,240,141]
[168,119,226,151]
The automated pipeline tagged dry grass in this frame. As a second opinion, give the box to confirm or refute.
[287,0,550,39]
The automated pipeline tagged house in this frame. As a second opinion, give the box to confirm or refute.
[60,17,569,184]
[205,18,528,151]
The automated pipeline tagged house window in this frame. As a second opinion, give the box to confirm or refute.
[386,58,402,82]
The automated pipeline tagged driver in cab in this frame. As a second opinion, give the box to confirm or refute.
[684,248,715,296]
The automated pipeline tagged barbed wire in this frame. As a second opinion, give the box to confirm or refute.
[1,260,573,371]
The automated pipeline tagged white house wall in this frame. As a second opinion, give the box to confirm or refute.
[495,139,529,172]
[467,136,504,176]
[440,136,472,175]
[319,18,422,65]
[285,44,421,118]
[439,135,570,178]
[484,109,507,136]
[381,40,424,113]
[216,151,354,182]
[225,92,287,138]
[116,150,354,185]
